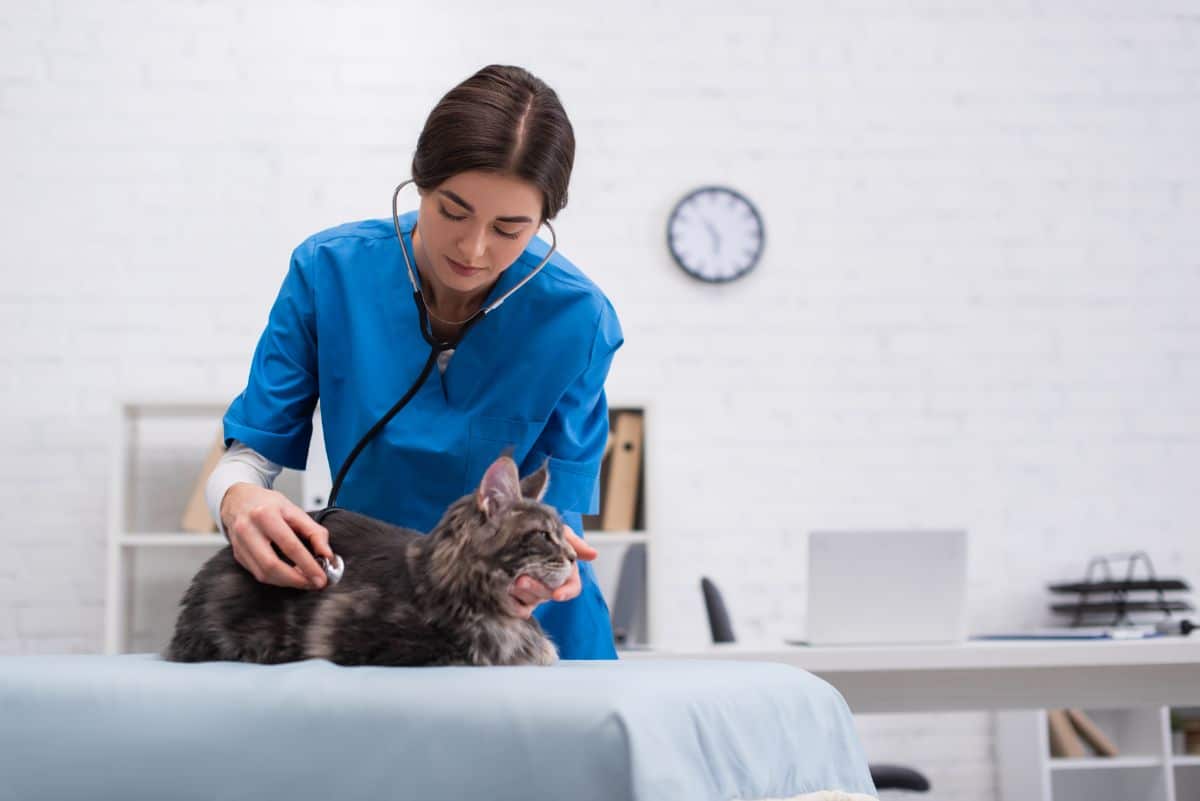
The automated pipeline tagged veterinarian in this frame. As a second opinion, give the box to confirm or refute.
[205,64,623,660]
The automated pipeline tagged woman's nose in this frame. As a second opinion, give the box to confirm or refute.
[459,225,487,264]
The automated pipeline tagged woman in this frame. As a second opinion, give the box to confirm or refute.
[205,65,623,660]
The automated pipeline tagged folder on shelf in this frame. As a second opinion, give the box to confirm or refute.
[180,429,225,534]
[1047,709,1087,758]
[1066,709,1120,757]
[600,412,643,531]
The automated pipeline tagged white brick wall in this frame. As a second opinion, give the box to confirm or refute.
[3,2,1199,798]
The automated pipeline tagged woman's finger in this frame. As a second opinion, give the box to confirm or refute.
[246,516,312,589]
[240,530,303,588]
[230,537,264,583]
[282,505,333,562]
[508,582,543,619]
[261,510,327,588]
[512,575,552,604]
[552,563,582,602]
[561,525,597,561]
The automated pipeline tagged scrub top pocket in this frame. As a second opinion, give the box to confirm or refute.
[526,451,602,516]
[465,415,546,492]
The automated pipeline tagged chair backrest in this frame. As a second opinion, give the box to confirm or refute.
[700,577,736,643]
[610,543,647,645]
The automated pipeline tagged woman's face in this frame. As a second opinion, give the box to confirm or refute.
[414,170,544,300]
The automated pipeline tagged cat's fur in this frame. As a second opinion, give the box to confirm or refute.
[165,456,573,667]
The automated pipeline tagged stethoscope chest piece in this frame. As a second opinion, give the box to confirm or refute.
[318,554,345,586]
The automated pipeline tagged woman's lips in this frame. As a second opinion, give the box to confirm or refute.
[446,256,484,278]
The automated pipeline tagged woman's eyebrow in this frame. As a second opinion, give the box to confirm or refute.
[438,189,533,224]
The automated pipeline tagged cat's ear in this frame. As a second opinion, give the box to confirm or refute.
[476,456,521,518]
[520,460,550,502]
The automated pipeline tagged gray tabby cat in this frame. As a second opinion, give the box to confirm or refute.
[165,455,573,667]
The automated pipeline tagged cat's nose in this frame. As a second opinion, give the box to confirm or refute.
[564,547,576,563]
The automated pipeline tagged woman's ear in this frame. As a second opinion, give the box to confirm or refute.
[476,456,521,518]
[519,461,550,502]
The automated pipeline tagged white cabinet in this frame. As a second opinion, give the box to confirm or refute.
[996,706,1200,801]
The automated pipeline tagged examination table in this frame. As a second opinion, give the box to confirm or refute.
[0,654,877,801]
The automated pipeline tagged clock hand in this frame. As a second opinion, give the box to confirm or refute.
[703,220,721,254]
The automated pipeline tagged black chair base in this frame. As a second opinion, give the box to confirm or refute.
[870,763,932,792]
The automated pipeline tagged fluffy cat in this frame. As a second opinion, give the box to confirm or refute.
[165,455,573,667]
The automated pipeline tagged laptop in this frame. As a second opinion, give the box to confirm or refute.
[796,529,968,646]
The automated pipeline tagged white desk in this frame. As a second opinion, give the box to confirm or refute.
[623,638,1200,714]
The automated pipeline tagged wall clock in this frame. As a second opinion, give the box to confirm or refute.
[666,185,765,283]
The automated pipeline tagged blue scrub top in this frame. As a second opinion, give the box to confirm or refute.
[223,211,624,660]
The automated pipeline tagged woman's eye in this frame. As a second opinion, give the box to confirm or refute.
[437,205,521,240]
[437,205,467,222]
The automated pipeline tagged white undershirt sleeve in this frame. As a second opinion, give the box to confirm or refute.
[205,439,284,539]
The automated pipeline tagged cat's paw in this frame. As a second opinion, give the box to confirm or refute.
[535,638,558,666]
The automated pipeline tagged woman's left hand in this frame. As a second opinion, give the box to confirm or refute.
[509,525,598,618]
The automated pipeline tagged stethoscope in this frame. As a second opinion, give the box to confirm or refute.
[309,179,557,585]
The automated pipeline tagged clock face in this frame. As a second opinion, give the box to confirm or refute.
[667,186,765,283]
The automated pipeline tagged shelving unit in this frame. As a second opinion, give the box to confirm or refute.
[104,400,232,654]
[996,705,1200,801]
[583,405,651,648]
[105,399,312,653]
[105,399,653,654]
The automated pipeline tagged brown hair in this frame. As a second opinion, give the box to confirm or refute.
[411,65,575,223]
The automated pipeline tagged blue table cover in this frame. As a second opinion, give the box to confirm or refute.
[0,654,876,801]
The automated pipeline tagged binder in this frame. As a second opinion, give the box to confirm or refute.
[1066,709,1120,757]
[180,429,225,534]
[1047,709,1087,758]
[600,412,643,531]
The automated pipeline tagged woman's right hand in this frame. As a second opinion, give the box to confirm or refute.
[220,483,334,590]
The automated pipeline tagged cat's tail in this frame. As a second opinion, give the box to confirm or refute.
[162,577,222,662]
[163,630,222,662]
